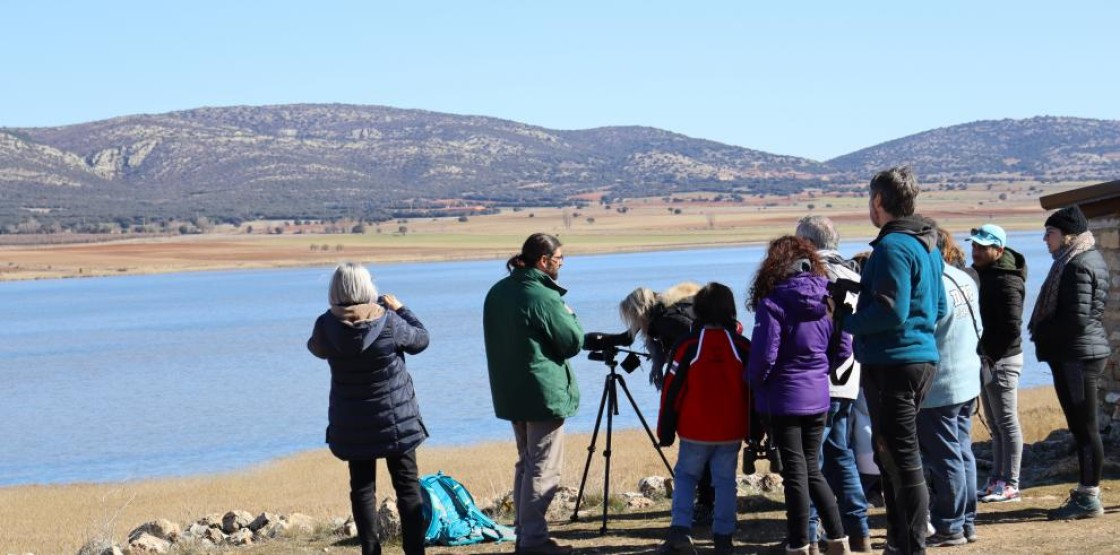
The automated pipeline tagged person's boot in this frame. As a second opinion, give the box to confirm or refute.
[784,544,811,555]
[823,536,849,555]
[712,533,733,555]
[847,535,873,553]
[655,525,698,555]
[1047,488,1104,520]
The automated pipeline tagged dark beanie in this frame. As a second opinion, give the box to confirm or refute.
[1045,205,1088,235]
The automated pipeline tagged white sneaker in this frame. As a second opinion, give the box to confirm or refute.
[980,481,1021,503]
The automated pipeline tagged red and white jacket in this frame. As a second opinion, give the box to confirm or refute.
[658,327,751,444]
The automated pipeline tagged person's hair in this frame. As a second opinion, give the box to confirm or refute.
[850,250,872,272]
[932,225,966,269]
[329,262,378,306]
[795,215,840,250]
[619,287,658,336]
[506,233,562,273]
[869,166,919,218]
[693,282,737,329]
[748,236,826,311]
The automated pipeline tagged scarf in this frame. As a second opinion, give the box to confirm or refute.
[1028,231,1095,334]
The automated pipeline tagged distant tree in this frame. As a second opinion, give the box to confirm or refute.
[336,244,344,251]
[616,206,628,214]
[586,217,595,224]
[351,224,366,233]
[528,213,535,218]
[178,224,191,235]
[458,215,469,222]
[398,225,408,235]
[807,203,816,211]
[245,225,253,233]
[673,208,683,215]
[998,193,1008,201]
[310,244,319,251]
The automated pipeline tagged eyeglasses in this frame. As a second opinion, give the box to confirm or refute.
[550,254,565,262]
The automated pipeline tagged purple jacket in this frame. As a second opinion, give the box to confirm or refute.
[747,273,851,416]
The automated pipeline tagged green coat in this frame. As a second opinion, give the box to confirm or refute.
[483,267,584,421]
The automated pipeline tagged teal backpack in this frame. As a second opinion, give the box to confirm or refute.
[420,471,516,546]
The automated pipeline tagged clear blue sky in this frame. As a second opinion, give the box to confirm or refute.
[3,1,1117,161]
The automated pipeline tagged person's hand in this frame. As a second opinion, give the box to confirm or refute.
[380,294,403,311]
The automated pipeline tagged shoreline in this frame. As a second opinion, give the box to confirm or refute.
[0,219,1048,283]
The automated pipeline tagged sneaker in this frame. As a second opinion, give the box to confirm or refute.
[964,528,978,543]
[926,531,968,547]
[926,520,936,538]
[1047,489,1104,521]
[980,481,1020,503]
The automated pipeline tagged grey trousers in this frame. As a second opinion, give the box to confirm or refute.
[979,353,1023,487]
[512,419,565,548]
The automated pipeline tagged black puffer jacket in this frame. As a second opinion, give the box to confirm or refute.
[308,303,430,460]
[1032,249,1110,362]
[975,247,1027,360]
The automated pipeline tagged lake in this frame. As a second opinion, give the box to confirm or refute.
[0,231,1054,486]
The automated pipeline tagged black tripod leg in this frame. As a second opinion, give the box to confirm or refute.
[600,373,617,534]
[615,372,675,476]
[570,372,612,522]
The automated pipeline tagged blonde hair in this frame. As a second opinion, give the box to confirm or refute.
[329,262,378,306]
[619,287,658,336]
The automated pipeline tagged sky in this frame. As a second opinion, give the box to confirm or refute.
[3,1,1118,161]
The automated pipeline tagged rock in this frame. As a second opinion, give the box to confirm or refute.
[127,533,170,554]
[487,490,516,518]
[545,486,580,521]
[195,513,224,529]
[623,493,654,510]
[638,476,672,499]
[249,511,278,532]
[203,527,227,545]
[182,522,209,539]
[760,473,783,492]
[265,521,292,539]
[333,516,357,538]
[283,513,317,535]
[376,499,401,542]
[222,510,254,533]
[226,529,253,546]
[75,539,121,555]
[127,519,181,543]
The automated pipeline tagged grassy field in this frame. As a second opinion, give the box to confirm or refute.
[0,181,1081,281]
[2,385,1109,555]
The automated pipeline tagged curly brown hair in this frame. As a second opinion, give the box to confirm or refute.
[747,235,827,311]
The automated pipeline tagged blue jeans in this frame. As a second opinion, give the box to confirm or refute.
[671,440,739,536]
[810,399,871,540]
[916,400,976,537]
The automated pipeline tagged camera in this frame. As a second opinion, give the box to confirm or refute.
[583,331,644,373]
[583,330,633,352]
[742,438,783,475]
[827,277,860,303]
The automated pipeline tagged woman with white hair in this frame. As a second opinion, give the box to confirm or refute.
[308,262,430,555]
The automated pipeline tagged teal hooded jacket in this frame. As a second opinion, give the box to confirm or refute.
[844,217,948,366]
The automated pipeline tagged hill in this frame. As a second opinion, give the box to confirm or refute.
[827,116,1120,182]
[0,104,820,230]
[2,106,1119,231]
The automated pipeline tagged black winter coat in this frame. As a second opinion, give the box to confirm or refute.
[975,247,1027,360]
[1032,249,1110,362]
[308,303,430,460]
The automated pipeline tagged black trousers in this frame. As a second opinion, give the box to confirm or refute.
[863,363,935,555]
[348,448,425,555]
[1050,358,1107,487]
[771,411,844,549]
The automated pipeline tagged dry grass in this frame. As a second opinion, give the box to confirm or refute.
[0,431,675,554]
[0,182,1082,281]
[0,385,1080,555]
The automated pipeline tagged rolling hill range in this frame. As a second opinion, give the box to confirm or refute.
[1,105,1118,230]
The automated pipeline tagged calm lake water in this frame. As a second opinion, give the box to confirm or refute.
[0,232,1054,486]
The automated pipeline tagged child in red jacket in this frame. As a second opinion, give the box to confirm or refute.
[656,282,751,555]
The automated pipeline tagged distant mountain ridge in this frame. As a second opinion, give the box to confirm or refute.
[1,105,1118,229]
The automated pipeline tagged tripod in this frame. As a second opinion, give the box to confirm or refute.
[570,347,675,534]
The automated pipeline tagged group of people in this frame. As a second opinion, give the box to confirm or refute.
[304,165,1111,555]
